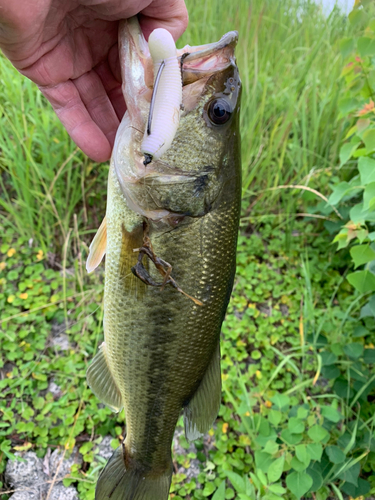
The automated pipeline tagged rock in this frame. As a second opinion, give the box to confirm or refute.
[8,492,39,500]
[47,380,62,398]
[96,435,114,461]
[5,451,48,497]
[51,333,70,351]
[49,447,82,479]
[5,449,82,500]
[47,485,79,500]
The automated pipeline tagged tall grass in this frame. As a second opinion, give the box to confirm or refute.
[0,0,351,251]
[181,0,350,204]
[0,60,108,251]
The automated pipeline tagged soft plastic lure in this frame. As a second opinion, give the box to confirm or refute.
[141,28,182,165]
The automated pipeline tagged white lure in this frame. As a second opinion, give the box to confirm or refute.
[140,28,182,164]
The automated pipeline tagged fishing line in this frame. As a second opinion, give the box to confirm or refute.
[147,60,166,136]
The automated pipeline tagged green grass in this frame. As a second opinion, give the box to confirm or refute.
[3,220,373,500]
[180,0,349,202]
[0,59,108,252]
[0,0,351,250]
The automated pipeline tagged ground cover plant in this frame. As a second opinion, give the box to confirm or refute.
[2,0,375,499]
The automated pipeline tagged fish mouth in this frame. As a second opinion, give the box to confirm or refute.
[178,31,238,85]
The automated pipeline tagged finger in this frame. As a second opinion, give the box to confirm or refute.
[94,50,126,121]
[140,0,189,40]
[40,80,112,162]
[74,70,120,148]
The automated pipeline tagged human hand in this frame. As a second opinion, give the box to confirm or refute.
[0,0,188,162]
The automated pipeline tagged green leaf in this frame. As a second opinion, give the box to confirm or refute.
[268,410,282,426]
[364,348,375,363]
[270,393,290,410]
[296,407,308,419]
[288,417,304,434]
[338,97,359,116]
[353,325,369,337]
[343,343,364,359]
[257,469,268,487]
[359,157,375,185]
[306,443,323,461]
[212,481,226,500]
[341,478,371,498]
[358,37,375,57]
[363,182,375,211]
[255,451,274,473]
[225,471,246,494]
[328,181,351,205]
[280,429,303,445]
[307,425,328,443]
[268,455,285,483]
[203,482,216,496]
[320,406,343,423]
[291,456,308,472]
[286,471,313,499]
[339,143,359,166]
[321,364,340,379]
[306,466,323,492]
[350,245,375,268]
[340,37,355,58]
[264,440,279,455]
[320,351,337,365]
[347,270,375,293]
[326,445,345,464]
[349,8,367,26]
[363,129,375,152]
[295,445,309,466]
[337,461,360,486]
[268,484,286,495]
[334,377,353,399]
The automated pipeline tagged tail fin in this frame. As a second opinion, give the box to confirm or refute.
[96,445,172,500]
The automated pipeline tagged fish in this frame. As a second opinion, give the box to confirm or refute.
[85,16,242,500]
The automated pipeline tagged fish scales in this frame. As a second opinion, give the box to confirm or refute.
[86,17,242,500]
[105,161,240,467]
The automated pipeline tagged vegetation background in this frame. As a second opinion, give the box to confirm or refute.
[1,0,375,498]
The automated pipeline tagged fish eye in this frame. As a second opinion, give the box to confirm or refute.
[207,98,232,125]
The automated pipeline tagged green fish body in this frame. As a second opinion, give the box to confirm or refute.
[86,18,241,500]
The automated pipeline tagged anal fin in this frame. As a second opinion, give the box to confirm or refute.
[184,342,222,442]
[86,216,107,273]
[87,342,123,412]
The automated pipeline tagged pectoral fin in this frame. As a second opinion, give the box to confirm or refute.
[86,216,107,273]
[86,343,123,412]
[184,342,222,441]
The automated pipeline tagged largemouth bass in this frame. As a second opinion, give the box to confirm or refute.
[86,17,241,500]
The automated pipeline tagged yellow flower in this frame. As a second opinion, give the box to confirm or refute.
[222,423,229,434]
[36,250,44,261]
[7,295,15,303]
[0,262,6,271]
[265,400,272,408]
[7,248,16,257]
[19,293,28,300]
[255,370,262,379]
